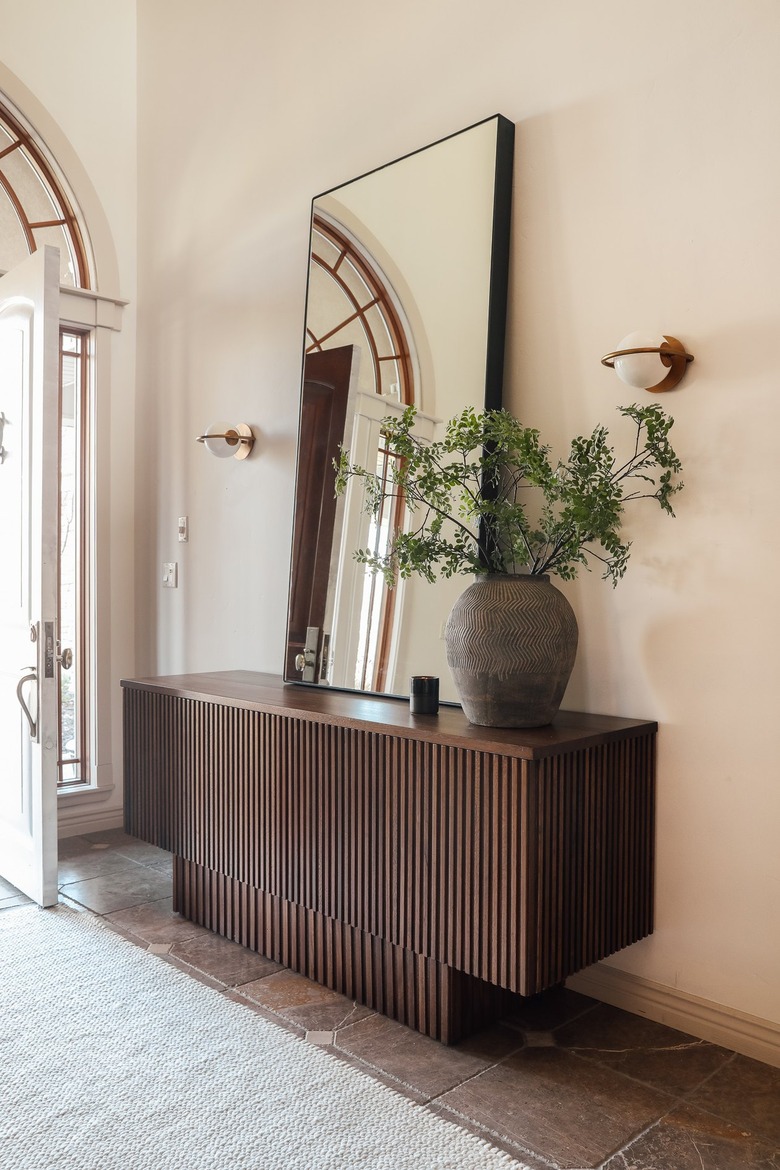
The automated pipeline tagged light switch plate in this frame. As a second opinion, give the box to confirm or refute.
[162,562,178,588]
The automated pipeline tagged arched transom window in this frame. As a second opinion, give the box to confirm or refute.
[307,214,413,404]
[0,96,91,288]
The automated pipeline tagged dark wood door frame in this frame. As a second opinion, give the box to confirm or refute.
[285,346,355,680]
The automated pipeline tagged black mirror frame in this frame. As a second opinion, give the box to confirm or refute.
[285,114,515,699]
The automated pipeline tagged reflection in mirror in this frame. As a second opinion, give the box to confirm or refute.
[285,114,514,702]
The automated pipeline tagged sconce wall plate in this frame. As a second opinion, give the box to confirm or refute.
[601,334,694,393]
[196,421,255,459]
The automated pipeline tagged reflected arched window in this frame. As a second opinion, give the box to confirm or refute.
[307,214,413,404]
[0,95,91,288]
[306,214,416,693]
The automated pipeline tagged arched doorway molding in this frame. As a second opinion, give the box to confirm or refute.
[0,65,127,820]
[0,64,121,297]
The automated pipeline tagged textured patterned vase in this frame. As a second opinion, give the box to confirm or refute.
[444,573,578,728]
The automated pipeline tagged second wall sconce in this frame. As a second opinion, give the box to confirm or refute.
[601,332,694,393]
[196,421,255,460]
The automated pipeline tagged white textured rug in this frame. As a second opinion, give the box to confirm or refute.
[0,905,527,1169]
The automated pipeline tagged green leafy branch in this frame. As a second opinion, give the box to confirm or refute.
[334,402,683,588]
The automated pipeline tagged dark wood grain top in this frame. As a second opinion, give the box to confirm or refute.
[121,671,656,760]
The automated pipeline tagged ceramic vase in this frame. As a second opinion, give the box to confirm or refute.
[444,573,578,728]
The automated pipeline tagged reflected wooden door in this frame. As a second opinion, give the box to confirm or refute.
[285,346,354,681]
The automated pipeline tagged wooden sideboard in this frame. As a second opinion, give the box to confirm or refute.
[122,671,656,1043]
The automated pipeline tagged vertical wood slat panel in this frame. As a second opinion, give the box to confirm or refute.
[171,854,520,1044]
[124,685,655,1039]
[125,688,656,991]
[527,734,656,994]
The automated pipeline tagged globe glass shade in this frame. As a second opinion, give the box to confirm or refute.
[203,421,238,458]
[612,332,667,390]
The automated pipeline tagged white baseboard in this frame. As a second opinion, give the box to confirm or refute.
[567,963,780,1069]
[58,806,125,838]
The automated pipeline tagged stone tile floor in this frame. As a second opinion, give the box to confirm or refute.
[2,828,779,1169]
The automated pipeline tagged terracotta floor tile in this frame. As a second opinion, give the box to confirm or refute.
[58,851,146,885]
[602,1103,780,1169]
[503,985,599,1033]
[105,898,205,943]
[115,842,173,866]
[556,1001,734,1095]
[56,835,94,860]
[109,842,172,867]
[437,1046,672,1169]
[146,857,174,876]
[282,997,375,1033]
[456,1023,526,1064]
[59,867,172,914]
[83,828,172,866]
[238,969,371,1033]
[687,1053,780,1147]
[169,932,283,986]
[334,1012,504,1100]
[83,828,143,849]
[240,969,345,1010]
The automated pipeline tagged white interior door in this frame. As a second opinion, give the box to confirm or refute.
[0,247,61,906]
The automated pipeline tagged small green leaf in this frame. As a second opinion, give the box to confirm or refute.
[336,403,683,586]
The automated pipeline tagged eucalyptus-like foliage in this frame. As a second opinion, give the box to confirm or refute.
[334,403,683,587]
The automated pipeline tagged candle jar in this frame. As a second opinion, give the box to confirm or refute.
[410,676,439,715]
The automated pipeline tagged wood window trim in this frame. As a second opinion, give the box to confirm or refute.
[0,99,91,289]
[308,215,413,405]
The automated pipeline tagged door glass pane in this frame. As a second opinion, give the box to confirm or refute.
[59,331,84,785]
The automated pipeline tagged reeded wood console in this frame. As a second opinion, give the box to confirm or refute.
[122,671,656,1043]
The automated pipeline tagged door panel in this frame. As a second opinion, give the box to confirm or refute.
[0,247,61,906]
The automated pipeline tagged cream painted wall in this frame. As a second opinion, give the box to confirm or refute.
[134,0,780,1035]
[0,0,776,1059]
[3,0,778,1046]
[0,0,137,833]
[3,0,776,1062]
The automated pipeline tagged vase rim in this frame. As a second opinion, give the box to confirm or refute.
[484,571,551,582]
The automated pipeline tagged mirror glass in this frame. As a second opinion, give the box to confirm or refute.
[284,114,514,702]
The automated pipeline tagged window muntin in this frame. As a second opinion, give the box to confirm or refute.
[307,216,412,405]
[0,97,90,288]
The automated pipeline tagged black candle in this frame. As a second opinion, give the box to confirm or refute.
[410,676,439,715]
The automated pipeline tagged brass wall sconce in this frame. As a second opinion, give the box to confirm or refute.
[196,422,255,459]
[601,333,694,393]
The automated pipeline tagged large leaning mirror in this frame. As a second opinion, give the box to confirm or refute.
[284,114,514,702]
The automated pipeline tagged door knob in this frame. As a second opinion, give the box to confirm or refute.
[58,646,73,670]
[295,649,315,673]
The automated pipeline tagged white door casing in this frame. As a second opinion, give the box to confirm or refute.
[0,246,60,906]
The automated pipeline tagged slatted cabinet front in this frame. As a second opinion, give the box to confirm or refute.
[123,676,655,1042]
